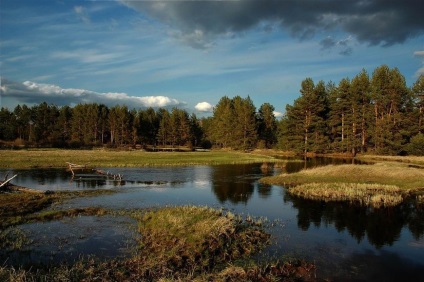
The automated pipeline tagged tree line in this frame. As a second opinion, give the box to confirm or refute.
[0,96,277,150]
[279,65,424,155]
[1,65,423,155]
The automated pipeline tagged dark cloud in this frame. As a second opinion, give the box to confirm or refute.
[120,0,424,48]
[320,36,337,50]
[319,35,353,56]
[339,47,353,56]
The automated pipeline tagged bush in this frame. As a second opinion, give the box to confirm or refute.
[406,134,424,156]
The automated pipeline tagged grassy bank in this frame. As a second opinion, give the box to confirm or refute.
[260,163,424,208]
[357,154,424,166]
[0,149,283,169]
[0,193,316,281]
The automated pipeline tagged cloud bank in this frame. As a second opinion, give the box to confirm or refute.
[0,78,184,109]
[120,0,424,49]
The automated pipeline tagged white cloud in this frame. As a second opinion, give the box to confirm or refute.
[1,78,184,109]
[273,111,284,118]
[195,102,213,112]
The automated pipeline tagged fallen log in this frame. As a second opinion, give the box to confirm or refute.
[0,174,44,194]
[0,174,18,189]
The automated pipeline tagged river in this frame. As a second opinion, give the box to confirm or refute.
[1,159,423,281]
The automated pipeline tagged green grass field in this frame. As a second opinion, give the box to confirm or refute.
[0,149,282,169]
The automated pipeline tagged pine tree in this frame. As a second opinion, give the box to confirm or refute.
[370,65,411,154]
[412,75,424,134]
[257,103,277,148]
[350,69,371,153]
[211,96,234,148]
[232,96,257,150]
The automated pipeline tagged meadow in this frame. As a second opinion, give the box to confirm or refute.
[0,149,283,169]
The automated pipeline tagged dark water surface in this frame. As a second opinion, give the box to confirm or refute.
[1,158,423,281]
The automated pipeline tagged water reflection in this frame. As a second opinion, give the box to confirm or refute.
[211,164,275,204]
[284,193,424,248]
[283,157,368,173]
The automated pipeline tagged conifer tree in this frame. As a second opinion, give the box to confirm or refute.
[350,69,371,153]
[257,103,277,148]
[232,96,257,150]
[211,96,234,148]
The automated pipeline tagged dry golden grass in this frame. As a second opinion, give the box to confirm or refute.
[135,206,270,279]
[289,182,403,208]
[357,155,424,165]
[261,164,424,190]
[260,163,424,208]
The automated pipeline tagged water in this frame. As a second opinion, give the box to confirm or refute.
[1,159,423,281]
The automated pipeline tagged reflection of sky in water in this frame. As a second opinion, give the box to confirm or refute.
[1,163,423,281]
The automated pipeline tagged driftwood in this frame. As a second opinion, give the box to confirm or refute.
[67,162,123,181]
[0,174,18,189]
[0,173,44,194]
[66,162,90,176]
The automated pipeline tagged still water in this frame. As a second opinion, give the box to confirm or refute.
[1,159,423,281]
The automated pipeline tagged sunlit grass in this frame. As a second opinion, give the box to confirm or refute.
[357,154,424,165]
[0,149,283,168]
[133,205,270,279]
[289,182,403,208]
[261,163,424,190]
[260,163,424,208]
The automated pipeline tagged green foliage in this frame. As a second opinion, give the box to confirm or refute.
[406,134,424,156]
[210,96,259,150]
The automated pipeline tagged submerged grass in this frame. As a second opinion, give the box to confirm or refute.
[260,163,424,208]
[0,149,282,169]
[0,190,113,228]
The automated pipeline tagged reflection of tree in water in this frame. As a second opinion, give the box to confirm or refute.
[211,165,255,204]
[284,193,424,248]
[257,183,272,198]
[331,249,424,282]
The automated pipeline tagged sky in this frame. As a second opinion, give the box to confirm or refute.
[1,0,423,117]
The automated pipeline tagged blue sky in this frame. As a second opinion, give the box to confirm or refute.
[1,0,423,117]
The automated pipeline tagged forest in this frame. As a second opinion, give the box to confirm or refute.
[1,65,423,155]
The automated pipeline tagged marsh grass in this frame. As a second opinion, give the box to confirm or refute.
[0,190,113,228]
[357,155,424,165]
[133,206,270,280]
[289,183,403,207]
[261,164,424,190]
[0,206,315,281]
[260,164,424,208]
[0,149,283,169]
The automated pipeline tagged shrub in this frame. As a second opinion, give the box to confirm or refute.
[406,134,424,156]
